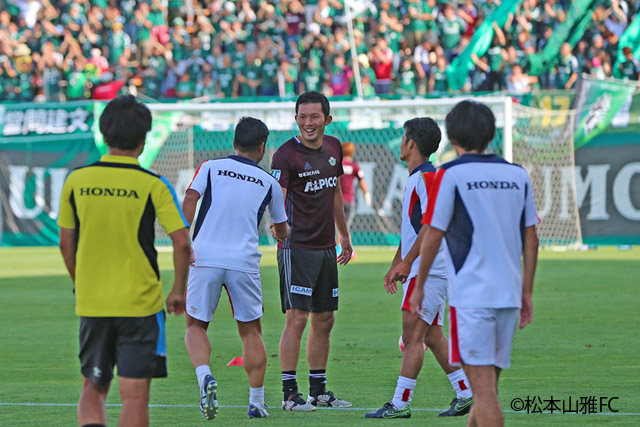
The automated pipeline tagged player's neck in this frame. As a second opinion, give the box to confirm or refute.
[108,146,143,158]
[235,151,262,164]
[406,155,428,174]
[297,135,323,150]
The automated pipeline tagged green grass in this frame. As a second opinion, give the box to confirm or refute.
[0,246,639,426]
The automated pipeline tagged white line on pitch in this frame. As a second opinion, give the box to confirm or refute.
[0,402,638,416]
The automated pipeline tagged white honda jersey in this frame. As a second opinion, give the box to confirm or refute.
[424,154,539,308]
[188,155,287,273]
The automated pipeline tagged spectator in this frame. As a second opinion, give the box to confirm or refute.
[370,37,393,94]
[328,54,352,96]
[439,4,466,63]
[506,63,538,94]
[396,56,417,96]
[619,46,640,81]
[554,42,579,90]
[429,55,448,94]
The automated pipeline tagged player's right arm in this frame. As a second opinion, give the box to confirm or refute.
[182,189,200,225]
[384,243,402,294]
[520,174,540,328]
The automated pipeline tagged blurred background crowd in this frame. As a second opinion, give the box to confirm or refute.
[0,0,639,102]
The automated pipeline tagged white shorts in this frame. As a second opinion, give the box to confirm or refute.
[186,266,263,323]
[449,307,520,369]
[401,275,446,326]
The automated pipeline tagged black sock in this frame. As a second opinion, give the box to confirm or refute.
[309,369,327,397]
[282,370,298,398]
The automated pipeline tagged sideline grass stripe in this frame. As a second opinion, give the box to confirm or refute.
[1,402,638,416]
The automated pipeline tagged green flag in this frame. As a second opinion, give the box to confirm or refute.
[613,17,640,78]
[573,76,636,148]
[446,0,523,91]
[528,0,597,76]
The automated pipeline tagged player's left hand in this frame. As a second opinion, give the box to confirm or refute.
[166,290,186,315]
[337,237,353,265]
[519,293,533,329]
[409,288,424,315]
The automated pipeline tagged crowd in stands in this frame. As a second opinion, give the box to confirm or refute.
[0,0,639,102]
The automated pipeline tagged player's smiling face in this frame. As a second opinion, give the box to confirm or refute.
[295,103,332,148]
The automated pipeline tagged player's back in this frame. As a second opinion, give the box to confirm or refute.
[428,154,538,308]
[58,155,188,317]
[189,155,286,273]
[401,162,447,278]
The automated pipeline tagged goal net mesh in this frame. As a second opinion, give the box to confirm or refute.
[147,98,581,247]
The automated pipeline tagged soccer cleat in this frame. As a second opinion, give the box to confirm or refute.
[364,402,411,418]
[200,375,219,420]
[247,402,270,418]
[282,392,317,411]
[307,390,352,408]
[438,396,473,417]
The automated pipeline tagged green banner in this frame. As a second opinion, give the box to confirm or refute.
[528,0,597,76]
[573,76,636,148]
[446,0,523,91]
[0,102,94,142]
[93,103,181,169]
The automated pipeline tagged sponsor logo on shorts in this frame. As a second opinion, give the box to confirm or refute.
[189,305,198,314]
[271,169,281,181]
[420,307,429,316]
[467,349,479,358]
[291,285,313,296]
[332,288,339,297]
[93,367,102,379]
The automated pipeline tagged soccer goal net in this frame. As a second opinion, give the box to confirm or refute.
[146,97,581,247]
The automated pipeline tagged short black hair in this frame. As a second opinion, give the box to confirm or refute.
[403,117,441,158]
[295,91,330,117]
[99,95,152,151]
[234,117,269,152]
[445,100,496,152]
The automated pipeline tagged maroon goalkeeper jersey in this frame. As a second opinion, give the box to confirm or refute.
[271,135,344,249]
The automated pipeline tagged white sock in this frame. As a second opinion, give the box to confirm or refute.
[195,365,212,389]
[447,369,472,399]
[391,376,417,409]
[250,386,265,406]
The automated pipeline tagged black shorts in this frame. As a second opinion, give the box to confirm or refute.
[278,248,339,313]
[79,311,167,385]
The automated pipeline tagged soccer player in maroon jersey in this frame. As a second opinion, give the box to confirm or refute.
[271,91,353,411]
[340,142,371,226]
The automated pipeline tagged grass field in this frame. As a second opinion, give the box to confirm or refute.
[0,246,638,426]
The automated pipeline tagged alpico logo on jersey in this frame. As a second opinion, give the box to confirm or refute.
[304,176,338,192]
[79,187,139,198]
[466,181,520,190]
[218,169,264,186]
